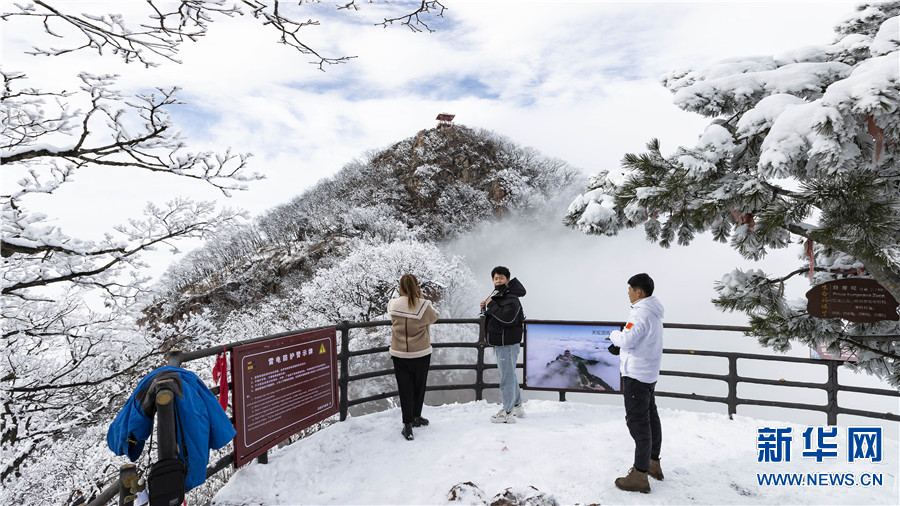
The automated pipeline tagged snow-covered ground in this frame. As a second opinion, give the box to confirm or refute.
[212,400,898,505]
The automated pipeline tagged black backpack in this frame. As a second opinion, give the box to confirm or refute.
[148,458,186,506]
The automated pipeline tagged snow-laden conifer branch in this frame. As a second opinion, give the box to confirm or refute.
[566,2,900,384]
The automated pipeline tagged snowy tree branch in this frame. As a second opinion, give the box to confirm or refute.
[3,1,447,69]
[375,0,446,32]
[1,0,234,66]
[3,201,243,294]
[241,0,356,70]
[6,349,164,393]
[2,73,262,195]
[568,3,900,384]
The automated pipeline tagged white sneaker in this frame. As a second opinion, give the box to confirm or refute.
[491,408,516,424]
[512,404,526,418]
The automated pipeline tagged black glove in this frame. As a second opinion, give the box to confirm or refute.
[608,344,620,356]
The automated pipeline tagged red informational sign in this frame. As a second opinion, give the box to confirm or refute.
[806,278,900,323]
[231,328,339,468]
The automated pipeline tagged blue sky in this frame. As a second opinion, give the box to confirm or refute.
[2,0,862,232]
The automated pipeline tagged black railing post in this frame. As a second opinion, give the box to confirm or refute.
[826,360,840,425]
[559,391,566,402]
[338,321,351,421]
[117,463,137,506]
[727,355,739,420]
[475,315,486,401]
[478,314,486,344]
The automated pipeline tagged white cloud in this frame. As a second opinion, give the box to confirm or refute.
[2,0,862,252]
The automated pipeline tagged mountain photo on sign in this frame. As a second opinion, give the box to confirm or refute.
[524,323,621,393]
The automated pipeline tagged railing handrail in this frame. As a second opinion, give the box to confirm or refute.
[92,318,898,505]
[166,320,756,365]
[323,320,898,421]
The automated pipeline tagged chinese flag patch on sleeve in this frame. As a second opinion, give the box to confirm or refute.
[624,322,634,330]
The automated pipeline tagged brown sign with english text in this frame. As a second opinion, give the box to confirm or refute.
[806,278,899,323]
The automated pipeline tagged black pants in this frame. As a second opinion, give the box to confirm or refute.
[623,376,662,472]
[392,354,431,424]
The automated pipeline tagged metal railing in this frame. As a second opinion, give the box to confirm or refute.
[89,318,899,505]
[658,348,900,424]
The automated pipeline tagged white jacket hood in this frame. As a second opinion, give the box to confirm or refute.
[635,295,664,321]
[608,295,665,383]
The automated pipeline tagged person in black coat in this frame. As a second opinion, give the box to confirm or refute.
[479,266,526,424]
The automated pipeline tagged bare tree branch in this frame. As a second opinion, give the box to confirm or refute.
[376,0,446,32]
[3,1,446,70]
[241,0,357,70]
[2,73,262,195]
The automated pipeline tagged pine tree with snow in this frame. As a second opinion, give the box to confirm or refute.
[565,2,900,384]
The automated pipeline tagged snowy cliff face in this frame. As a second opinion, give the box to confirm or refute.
[144,125,581,337]
[371,126,577,234]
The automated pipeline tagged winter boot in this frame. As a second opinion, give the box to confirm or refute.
[649,459,664,481]
[401,423,414,441]
[615,467,650,493]
[413,416,429,427]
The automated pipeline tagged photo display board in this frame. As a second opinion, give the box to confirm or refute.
[523,321,623,393]
[231,327,339,468]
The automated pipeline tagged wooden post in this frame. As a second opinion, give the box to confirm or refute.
[155,381,178,461]
[117,464,137,506]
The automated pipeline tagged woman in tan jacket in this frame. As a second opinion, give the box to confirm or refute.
[387,274,439,441]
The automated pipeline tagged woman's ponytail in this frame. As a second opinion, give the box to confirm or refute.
[398,274,420,310]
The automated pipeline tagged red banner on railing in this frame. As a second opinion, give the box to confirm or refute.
[231,327,339,468]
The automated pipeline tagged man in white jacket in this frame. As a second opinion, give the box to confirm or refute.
[608,273,664,494]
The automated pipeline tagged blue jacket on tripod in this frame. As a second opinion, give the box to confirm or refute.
[107,366,236,491]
